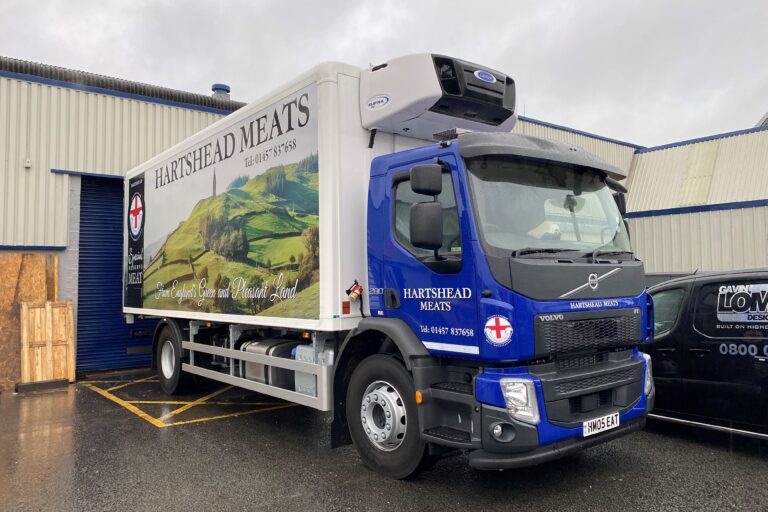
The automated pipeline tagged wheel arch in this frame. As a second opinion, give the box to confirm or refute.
[151,318,186,370]
[331,318,431,447]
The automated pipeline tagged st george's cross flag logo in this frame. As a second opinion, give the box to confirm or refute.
[484,315,513,346]
[128,192,144,240]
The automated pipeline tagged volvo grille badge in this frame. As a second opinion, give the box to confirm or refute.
[559,268,622,298]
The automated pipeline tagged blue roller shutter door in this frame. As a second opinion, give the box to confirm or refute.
[76,176,156,372]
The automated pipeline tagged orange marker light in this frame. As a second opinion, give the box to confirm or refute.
[415,390,423,405]
[302,331,311,340]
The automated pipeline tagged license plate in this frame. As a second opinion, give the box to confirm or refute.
[583,412,620,437]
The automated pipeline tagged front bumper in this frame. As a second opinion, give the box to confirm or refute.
[414,354,654,468]
[468,416,646,470]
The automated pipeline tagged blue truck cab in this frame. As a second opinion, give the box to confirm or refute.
[358,130,655,472]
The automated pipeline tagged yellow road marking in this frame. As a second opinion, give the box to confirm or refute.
[105,375,156,392]
[161,403,296,427]
[82,383,167,428]
[83,382,294,428]
[126,400,282,406]
[82,379,158,384]
[80,380,131,384]
[157,386,233,422]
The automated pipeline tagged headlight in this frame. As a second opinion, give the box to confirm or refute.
[642,353,653,395]
[499,378,540,425]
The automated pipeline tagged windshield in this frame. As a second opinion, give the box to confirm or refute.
[465,156,632,258]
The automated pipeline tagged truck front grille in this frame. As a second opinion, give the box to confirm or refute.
[555,353,606,370]
[534,308,642,357]
[553,367,641,397]
[528,351,644,427]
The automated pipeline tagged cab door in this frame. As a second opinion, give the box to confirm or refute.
[646,285,691,414]
[381,157,479,357]
[688,279,768,429]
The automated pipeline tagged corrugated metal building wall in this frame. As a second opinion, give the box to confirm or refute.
[626,127,768,272]
[0,73,228,248]
[0,58,244,378]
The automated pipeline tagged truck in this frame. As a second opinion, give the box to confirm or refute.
[123,53,655,478]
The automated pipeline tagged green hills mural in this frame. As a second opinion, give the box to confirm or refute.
[142,154,319,319]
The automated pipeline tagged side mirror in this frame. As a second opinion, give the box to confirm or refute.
[410,202,443,251]
[613,192,627,216]
[410,164,442,196]
[605,176,628,194]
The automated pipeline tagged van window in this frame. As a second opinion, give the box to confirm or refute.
[651,288,686,337]
[693,282,768,339]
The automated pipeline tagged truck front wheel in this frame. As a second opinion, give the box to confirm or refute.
[346,354,427,479]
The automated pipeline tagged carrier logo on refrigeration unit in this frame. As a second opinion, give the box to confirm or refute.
[128,192,144,240]
[366,95,390,110]
[717,283,768,322]
[473,70,497,84]
[484,315,513,346]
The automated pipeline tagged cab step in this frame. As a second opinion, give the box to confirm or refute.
[423,426,471,443]
[431,381,473,395]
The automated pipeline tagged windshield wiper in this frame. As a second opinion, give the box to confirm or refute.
[511,248,582,258]
[590,248,634,262]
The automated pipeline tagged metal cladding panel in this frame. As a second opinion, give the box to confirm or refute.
[707,130,768,204]
[513,119,637,176]
[628,207,768,273]
[625,144,692,212]
[627,130,768,213]
[77,177,157,371]
[0,75,223,247]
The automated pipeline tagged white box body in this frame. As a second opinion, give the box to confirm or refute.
[123,56,516,333]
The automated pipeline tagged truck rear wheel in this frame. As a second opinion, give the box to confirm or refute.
[346,354,427,479]
[156,326,192,395]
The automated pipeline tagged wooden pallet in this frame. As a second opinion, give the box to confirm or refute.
[20,301,75,384]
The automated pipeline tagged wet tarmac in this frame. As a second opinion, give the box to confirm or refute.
[1,370,767,511]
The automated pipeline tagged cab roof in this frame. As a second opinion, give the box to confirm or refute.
[457,132,625,180]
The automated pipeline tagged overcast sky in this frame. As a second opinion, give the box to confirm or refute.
[1,0,766,147]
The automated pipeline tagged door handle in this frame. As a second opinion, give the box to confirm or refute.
[755,356,768,365]
[384,288,400,309]
[688,348,710,356]
[657,348,676,354]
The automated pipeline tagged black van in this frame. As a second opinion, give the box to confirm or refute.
[645,270,768,439]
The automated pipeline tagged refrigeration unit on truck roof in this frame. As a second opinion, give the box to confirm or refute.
[360,53,517,141]
[123,53,654,479]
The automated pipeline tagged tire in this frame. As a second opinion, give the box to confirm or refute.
[346,354,427,479]
[155,326,193,395]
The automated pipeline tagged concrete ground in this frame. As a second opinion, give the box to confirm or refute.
[1,370,766,512]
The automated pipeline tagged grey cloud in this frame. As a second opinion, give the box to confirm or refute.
[1,0,766,146]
